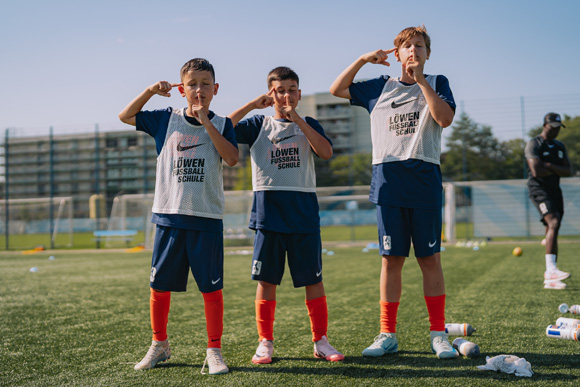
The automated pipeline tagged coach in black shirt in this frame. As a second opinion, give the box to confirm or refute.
[525,112,572,289]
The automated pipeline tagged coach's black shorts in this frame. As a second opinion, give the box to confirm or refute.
[529,189,564,225]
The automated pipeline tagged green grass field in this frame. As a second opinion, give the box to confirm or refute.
[1,242,579,386]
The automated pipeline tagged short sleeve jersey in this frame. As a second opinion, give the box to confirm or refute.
[235,115,331,233]
[136,107,238,232]
[525,135,568,195]
[349,75,455,209]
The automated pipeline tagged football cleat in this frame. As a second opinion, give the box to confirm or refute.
[201,348,229,375]
[313,335,345,361]
[544,269,570,281]
[544,279,567,289]
[430,331,458,359]
[362,333,398,357]
[134,340,171,370]
[252,339,274,364]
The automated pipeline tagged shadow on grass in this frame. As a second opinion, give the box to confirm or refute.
[228,351,578,381]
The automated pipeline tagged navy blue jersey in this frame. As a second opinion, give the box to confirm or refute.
[235,115,330,233]
[350,75,453,210]
[136,107,237,231]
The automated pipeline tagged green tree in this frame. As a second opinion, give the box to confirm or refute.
[326,153,373,186]
[442,112,529,181]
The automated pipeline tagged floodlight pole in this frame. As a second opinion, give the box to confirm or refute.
[4,129,9,250]
[521,97,531,239]
[49,126,55,249]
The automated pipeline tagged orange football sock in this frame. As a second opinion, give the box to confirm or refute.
[424,294,446,331]
[306,296,328,342]
[203,290,224,348]
[380,300,399,333]
[150,289,171,342]
[255,299,276,341]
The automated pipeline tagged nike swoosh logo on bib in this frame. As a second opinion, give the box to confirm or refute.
[177,142,204,151]
[270,135,296,145]
[391,98,419,109]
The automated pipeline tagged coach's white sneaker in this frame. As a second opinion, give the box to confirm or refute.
[544,269,570,281]
[134,339,171,370]
[252,339,274,364]
[430,331,458,359]
[314,335,345,361]
[201,348,229,375]
[362,333,398,357]
[544,279,567,289]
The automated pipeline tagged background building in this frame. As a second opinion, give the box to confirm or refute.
[1,129,239,218]
[300,92,371,155]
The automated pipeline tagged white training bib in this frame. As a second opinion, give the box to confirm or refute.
[370,75,442,165]
[250,116,316,192]
[152,108,226,219]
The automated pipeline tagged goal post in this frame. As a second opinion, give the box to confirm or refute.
[0,196,73,249]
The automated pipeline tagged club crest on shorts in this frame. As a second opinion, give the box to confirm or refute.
[558,150,563,159]
[150,267,157,282]
[383,235,391,251]
[539,202,548,215]
[252,260,262,275]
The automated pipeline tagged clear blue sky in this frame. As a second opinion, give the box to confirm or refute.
[1,0,579,141]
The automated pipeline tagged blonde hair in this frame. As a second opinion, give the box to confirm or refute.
[394,25,431,54]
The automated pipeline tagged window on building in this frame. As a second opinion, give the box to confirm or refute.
[106,138,118,148]
[128,137,138,147]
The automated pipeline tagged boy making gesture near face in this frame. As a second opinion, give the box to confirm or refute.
[330,26,458,359]
[228,67,343,364]
[119,58,238,375]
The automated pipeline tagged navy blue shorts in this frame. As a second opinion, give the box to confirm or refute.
[376,204,441,257]
[149,225,224,293]
[251,229,322,288]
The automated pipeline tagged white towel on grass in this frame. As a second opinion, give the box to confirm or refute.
[477,355,533,377]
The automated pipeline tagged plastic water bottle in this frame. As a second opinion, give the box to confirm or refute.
[556,317,580,328]
[452,338,480,358]
[546,325,579,341]
[445,323,476,336]
[558,304,580,314]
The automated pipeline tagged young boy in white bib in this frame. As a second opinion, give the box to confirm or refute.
[330,26,458,359]
[228,66,344,364]
[119,58,238,374]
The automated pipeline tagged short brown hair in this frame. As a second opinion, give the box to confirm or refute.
[267,66,299,88]
[180,58,215,82]
[394,25,431,54]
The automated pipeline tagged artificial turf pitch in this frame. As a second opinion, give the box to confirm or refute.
[1,242,579,386]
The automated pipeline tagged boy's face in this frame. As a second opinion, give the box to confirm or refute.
[395,35,430,68]
[270,79,301,111]
[178,70,218,109]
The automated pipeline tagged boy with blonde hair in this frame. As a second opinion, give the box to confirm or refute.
[119,58,238,374]
[330,26,458,359]
[229,66,344,364]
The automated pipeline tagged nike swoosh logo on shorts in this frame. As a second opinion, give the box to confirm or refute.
[211,278,221,285]
[428,241,437,248]
[177,142,204,151]
[391,98,418,109]
[316,271,322,277]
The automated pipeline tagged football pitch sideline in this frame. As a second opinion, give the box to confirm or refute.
[1,242,579,386]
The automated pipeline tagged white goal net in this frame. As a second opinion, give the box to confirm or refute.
[107,191,254,248]
[0,196,73,249]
